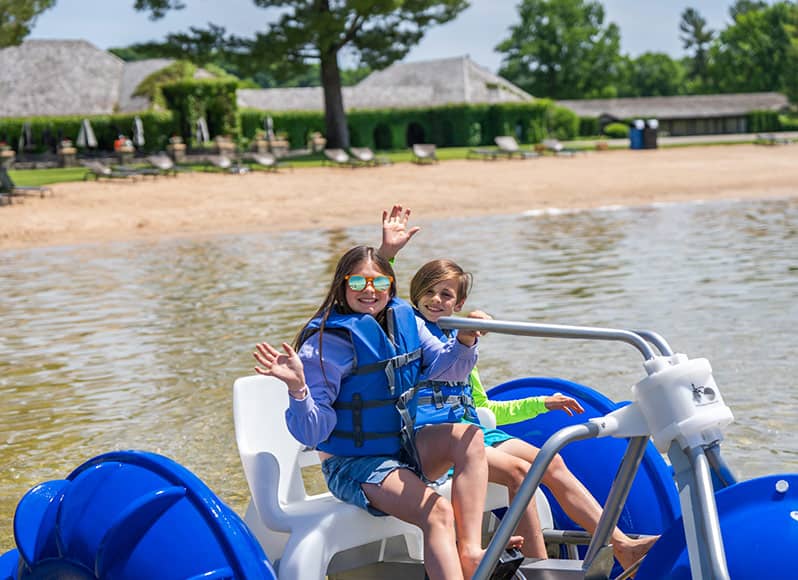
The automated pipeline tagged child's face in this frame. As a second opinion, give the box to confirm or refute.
[416,279,464,323]
[344,260,391,316]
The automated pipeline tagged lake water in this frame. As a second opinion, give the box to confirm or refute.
[1,196,797,552]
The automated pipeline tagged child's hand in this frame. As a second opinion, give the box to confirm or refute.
[378,204,420,259]
[466,310,493,336]
[544,393,585,416]
[253,342,306,394]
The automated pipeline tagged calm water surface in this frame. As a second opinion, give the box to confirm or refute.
[2,197,797,551]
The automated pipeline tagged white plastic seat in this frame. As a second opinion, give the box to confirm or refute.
[233,375,546,578]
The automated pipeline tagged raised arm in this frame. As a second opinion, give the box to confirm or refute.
[377,204,420,260]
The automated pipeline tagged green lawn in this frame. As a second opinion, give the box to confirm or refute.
[5,138,742,185]
[8,167,87,186]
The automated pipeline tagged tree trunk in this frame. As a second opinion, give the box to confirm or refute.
[320,50,349,149]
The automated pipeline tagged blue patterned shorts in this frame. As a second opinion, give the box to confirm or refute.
[321,455,420,516]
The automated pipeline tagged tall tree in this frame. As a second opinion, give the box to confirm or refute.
[708,1,796,95]
[618,52,685,98]
[679,7,714,88]
[0,0,55,47]
[495,0,622,100]
[134,0,469,149]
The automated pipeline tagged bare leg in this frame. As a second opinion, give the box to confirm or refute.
[364,467,462,580]
[495,438,658,570]
[416,423,523,578]
[484,446,547,559]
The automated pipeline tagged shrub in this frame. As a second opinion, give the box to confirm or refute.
[603,122,629,139]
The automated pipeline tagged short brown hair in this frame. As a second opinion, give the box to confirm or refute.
[410,259,472,308]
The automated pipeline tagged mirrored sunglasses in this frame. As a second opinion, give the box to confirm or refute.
[345,274,393,292]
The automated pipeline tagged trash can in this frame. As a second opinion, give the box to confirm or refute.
[629,119,644,150]
[643,119,659,149]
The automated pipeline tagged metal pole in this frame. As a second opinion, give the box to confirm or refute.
[473,423,600,580]
[581,436,649,570]
[631,329,674,356]
[668,442,730,580]
[438,317,656,361]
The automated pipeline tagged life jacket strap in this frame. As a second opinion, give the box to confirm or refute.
[350,348,422,395]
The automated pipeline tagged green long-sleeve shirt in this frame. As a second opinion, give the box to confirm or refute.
[469,366,548,425]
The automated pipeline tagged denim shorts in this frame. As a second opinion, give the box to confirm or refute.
[321,454,420,516]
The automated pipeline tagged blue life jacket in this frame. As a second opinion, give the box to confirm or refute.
[301,297,423,457]
[403,312,476,428]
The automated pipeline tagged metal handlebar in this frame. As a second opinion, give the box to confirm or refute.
[438,317,658,361]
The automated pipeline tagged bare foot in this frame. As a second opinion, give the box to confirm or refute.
[614,535,659,573]
[459,535,524,579]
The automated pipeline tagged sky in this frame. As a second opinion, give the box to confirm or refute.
[27,1,773,73]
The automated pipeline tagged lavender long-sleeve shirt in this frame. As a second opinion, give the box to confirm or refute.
[286,317,478,448]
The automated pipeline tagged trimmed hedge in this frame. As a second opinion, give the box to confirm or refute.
[0,110,176,153]
[239,100,571,150]
[161,79,240,147]
[747,110,781,133]
[1,94,581,154]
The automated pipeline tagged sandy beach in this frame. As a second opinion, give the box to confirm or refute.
[2,144,797,251]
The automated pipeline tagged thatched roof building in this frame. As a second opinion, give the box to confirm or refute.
[0,39,211,118]
[237,56,533,112]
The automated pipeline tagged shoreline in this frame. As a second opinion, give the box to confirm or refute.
[2,144,798,251]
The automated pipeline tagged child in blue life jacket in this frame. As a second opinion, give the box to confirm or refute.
[380,206,659,571]
[253,245,521,580]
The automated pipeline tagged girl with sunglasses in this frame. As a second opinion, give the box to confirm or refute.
[380,206,658,572]
[253,245,522,580]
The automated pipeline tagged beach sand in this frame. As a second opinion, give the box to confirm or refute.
[2,144,797,251]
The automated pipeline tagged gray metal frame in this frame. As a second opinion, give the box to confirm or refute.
[436,316,731,580]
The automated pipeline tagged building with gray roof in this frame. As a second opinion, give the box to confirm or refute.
[237,55,533,112]
[0,39,211,119]
[558,93,789,136]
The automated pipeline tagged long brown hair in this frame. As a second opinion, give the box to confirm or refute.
[410,259,472,308]
[293,245,397,350]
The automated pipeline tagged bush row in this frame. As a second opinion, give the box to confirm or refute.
[0,111,176,153]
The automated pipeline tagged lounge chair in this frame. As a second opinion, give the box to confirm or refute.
[541,138,577,157]
[0,168,52,202]
[204,155,248,174]
[146,154,180,176]
[466,147,498,161]
[246,152,285,172]
[494,136,540,159]
[756,133,792,146]
[349,147,392,166]
[411,143,438,164]
[323,148,362,168]
[82,160,139,181]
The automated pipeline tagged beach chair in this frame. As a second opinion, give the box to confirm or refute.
[247,152,285,172]
[0,168,52,201]
[146,154,179,176]
[495,136,540,159]
[233,374,523,579]
[411,144,438,164]
[349,147,392,167]
[204,154,248,174]
[81,160,139,181]
[541,138,577,157]
[466,147,499,161]
[322,148,362,168]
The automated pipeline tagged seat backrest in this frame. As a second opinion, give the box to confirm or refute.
[543,139,563,151]
[254,153,276,165]
[233,375,311,508]
[324,148,349,163]
[495,136,519,152]
[83,160,110,175]
[350,147,373,161]
[412,144,436,157]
